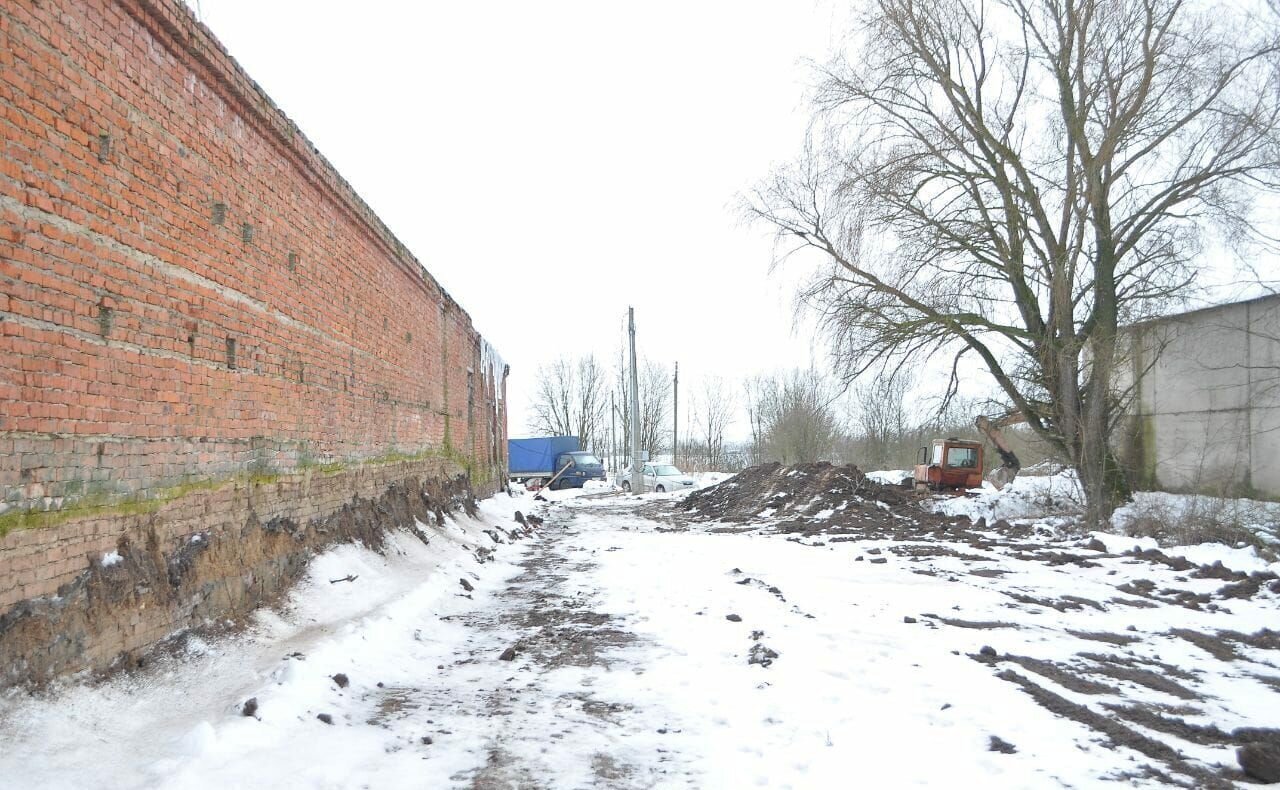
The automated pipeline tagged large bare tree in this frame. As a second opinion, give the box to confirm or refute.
[530,355,608,453]
[750,0,1280,523]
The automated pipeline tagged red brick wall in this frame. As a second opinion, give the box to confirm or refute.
[0,0,509,516]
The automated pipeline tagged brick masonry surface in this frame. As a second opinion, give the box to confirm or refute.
[0,0,508,680]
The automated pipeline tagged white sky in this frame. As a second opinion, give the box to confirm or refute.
[185,0,849,438]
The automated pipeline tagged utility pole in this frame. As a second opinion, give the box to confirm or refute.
[672,361,678,467]
[610,391,617,476]
[629,307,643,494]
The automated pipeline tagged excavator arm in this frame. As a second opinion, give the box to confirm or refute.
[975,412,1025,490]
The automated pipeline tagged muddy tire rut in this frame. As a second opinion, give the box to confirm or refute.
[403,508,665,789]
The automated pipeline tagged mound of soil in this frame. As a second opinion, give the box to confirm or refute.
[679,462,956,537]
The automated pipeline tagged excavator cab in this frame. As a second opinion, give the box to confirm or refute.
[914,438,984,491]
[913,413,1024,494]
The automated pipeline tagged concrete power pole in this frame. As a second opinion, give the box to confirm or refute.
[672,361,678,467]
[629,307,643,494]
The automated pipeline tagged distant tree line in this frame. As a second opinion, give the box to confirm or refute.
[529,356,1058,475]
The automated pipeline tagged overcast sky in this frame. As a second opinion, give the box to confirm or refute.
[185,0,849,438]
[182,0,1278,448]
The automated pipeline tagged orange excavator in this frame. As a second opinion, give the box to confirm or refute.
[913,412,1025,492]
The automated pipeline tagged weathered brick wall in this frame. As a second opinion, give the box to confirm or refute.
[0,0,509,672]
[1,0,508,512]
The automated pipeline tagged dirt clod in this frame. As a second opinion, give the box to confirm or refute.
[725,614,742,622]
[241,697,258,717]
[1193,561,1246,582]
[748,643,779,668]
[331,673,349,689]
[498,647,518,661]
[459,578,475,593]
[316,713,333,725]
[1238,743,1280,783]
[988,735,1017,754]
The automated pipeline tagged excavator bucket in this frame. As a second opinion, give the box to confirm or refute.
[986,465,1018,491]
[975,413,1025,491]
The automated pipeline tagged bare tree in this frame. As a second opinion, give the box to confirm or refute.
[530,354,608,452]
[770,369,843,464]
[749,0,1280,524]
[745,369,844,464]
[638,359,672,458]
[743,374,774,466]
[530,358,574,437]
[576,355,609,455]
[853,370,914,471]
[692,375,735,470]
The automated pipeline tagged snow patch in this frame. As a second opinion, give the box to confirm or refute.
[867,469,911,485]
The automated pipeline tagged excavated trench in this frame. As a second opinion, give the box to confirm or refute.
[0,473,480,689]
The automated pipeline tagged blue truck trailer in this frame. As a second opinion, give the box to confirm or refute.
[507,436,606,490]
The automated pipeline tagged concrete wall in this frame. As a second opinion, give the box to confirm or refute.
[0,0,508,684]
[1123,294,1280,499]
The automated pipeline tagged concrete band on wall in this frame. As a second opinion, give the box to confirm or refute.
[1121,294,1280,500]
[0,0,508,684]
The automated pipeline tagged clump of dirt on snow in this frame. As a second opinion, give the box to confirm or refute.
[679,462,956,536]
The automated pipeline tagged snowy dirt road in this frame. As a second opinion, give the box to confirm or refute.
[2,484,1279,789]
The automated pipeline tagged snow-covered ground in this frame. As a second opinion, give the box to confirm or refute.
[929,469,1280,575]
[929,468,1086,523]
[1,476,1277,788]
[1115,491,1280,548]
[867,469,913,486]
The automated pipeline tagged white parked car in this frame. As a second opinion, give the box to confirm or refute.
[620,463,696,493]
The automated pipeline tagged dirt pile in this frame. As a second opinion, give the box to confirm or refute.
[679,462,957,536]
